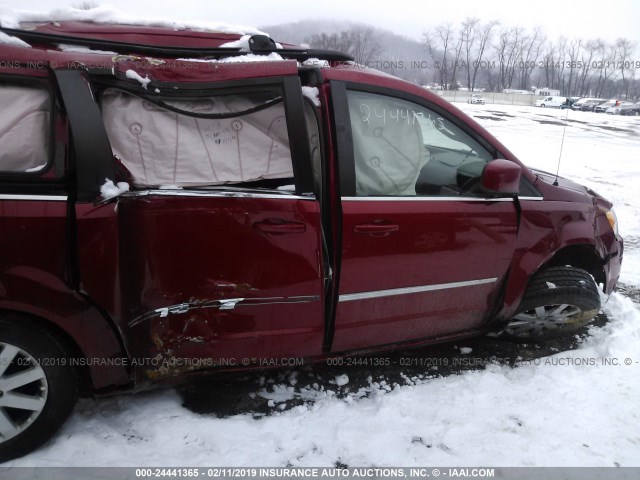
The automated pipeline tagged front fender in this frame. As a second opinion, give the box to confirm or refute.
[498,200,601,319]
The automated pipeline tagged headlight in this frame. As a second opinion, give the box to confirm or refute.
[605,209,619,236]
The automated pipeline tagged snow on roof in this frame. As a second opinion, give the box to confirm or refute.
[218,52,284,63]
[219,35,252,51]
[0,6,267,36]
[176,52,285,64]
[57,44,117,55]
[125,69,151,89]
[0,30,30,47]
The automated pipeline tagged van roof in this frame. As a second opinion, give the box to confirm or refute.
[1,20,353,61]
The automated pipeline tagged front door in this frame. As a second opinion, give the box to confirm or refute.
[331,84,519,352]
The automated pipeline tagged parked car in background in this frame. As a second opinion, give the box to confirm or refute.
[0,19,624,461]
[534,96,565,108]
[579,99,606,111]
[594,100,617,113]
[606,102,639,115]
[571,98,589,110]
[560,97,579,109]
[467,94,485,104]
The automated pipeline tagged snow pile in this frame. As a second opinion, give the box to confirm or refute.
[8,292,639,467]
[57,44,117,55]
[25,163,46,173]
[175,52,285,65]
[220,35,252,51]
[0,6,266,35]
[219,36,284,52]
[218,52,283,64]
[125,69,151,89]
[333,374,350,386]
[458,103,640,286]
[0,30,30,48]
[302,86,320,107]
[100,179,129,200]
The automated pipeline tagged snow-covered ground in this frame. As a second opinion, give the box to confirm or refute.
[459,103,640,287]
[6,104,640,468]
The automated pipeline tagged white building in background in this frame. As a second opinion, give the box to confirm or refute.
[503,89,532,95]
[534,87,561,96]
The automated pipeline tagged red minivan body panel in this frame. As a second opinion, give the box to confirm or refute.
[333,199,518,352]
[115,192,324,380]
[1,198,129,389]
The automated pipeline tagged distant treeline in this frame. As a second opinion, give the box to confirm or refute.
[306,19,638,100]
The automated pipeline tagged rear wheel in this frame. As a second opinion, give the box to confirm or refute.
[0,319,78,462]
[503,267,601,340]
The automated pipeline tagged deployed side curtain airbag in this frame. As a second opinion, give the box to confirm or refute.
[347,91,428,196]
[100,89,294,187]
[0,85,50,172]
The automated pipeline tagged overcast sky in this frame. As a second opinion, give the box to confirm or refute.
[3,0,639,43]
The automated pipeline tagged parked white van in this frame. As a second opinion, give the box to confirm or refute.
[535,96,567,108]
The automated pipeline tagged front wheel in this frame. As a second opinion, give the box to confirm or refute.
[503,266,601,340]
[0,319,78,462]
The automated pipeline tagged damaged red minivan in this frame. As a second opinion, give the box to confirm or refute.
[0,21,623,461]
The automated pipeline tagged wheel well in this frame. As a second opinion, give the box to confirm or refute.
[542,245,606,288]
[0,309,93,395]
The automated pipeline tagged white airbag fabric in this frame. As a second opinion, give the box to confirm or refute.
[347,91,428,196]
[0,86,50,172]
[101,89,293,187]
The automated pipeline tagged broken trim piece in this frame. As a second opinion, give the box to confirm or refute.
[128,295,320,327]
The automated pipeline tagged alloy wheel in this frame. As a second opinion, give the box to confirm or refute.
[504,304,584,337]
[0,342,48,443]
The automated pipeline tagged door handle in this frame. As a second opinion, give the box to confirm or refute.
[353,223,399,236]
[254,221,306,234]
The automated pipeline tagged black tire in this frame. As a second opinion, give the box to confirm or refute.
[503,266,601,340]
[0,318,78,463]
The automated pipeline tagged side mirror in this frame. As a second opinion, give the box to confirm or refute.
[481,160,522,195]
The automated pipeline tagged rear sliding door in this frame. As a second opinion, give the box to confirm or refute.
[76,74,326,379]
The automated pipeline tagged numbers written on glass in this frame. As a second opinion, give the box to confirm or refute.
[358,103,445,130]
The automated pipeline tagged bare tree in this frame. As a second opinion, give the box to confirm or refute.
[305,32,348,52]
[593,41,619,98]
[347,27,383,65]
[494,27,523,90]
[306,27,382,66]
[460,18,479,90]
[468,21,498,91]
[448,27,465,90]
[424,23,455,89]
[517,27,544,90]
[577,40,597,96]
[554,37,568,93]
[616,38,635,99]
[73,1,99,9]
[565,39,582,95]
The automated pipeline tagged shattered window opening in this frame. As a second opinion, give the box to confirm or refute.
[0,83,51,174]
[100,89,295,189]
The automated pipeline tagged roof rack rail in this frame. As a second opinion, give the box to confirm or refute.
[0,27,354,62]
